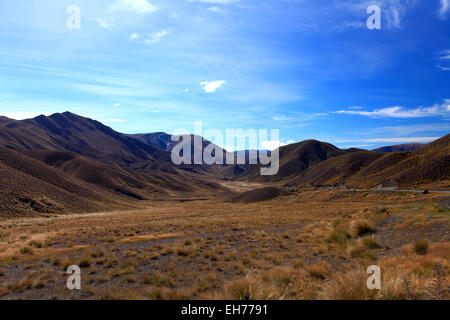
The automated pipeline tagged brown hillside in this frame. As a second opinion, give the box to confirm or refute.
[235,140,355,182]
[346,134,450,189]
[226,187,287,203]
[289,151,385,187]
[0,146,134,217]
[0,112,170,167]
[372,143,425,153]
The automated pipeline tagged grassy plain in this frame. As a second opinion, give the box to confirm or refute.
[0,187,448,300]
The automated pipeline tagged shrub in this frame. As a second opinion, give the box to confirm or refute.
[20,247,33,255]
[28,240,43,248]
[79,257,91,268]
[307,262,329,280]
[353,221,376,237]
[363,237,381,249]
[413,240,429,256]
[327,229,351,245]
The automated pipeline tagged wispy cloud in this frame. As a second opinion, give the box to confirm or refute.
[330,21,365,32]
[199,80,226,93]
[109,0,157,14]
[92,18,115,29]
[369,123,450,135]
[335,100,450,118]
[261,139,295,151]
[129,33,139,41]
[438,50,450,71]
[207,7,225,13]
[336,0,417,29]
[439,0,449,19]
[130,30,171,44]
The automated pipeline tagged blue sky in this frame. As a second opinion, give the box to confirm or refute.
[0,0,449,150]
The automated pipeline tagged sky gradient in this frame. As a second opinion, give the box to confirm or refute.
[0,0,449,150]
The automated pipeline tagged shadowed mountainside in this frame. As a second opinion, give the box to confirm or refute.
[0,112,448,216]
[0,113,228,216]
[345,134,450,189]
[233,140,361,182]
[372,143,425,153]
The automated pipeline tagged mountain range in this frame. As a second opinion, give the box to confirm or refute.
[0,112,448,217]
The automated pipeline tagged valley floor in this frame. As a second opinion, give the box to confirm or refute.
[0,188,449,300]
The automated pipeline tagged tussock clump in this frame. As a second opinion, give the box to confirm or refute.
[223,274,278,300]
[79,257,91,268]
[319,267,404,300]
[327,229,351,245]
[307,262,329,280]
[20,247,33,255]
[413,240,429,256]
[363,237,382,249]
[352,220,376,237]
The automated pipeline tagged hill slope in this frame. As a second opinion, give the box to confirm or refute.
[0,145,135,217]
[372,143,425,153]
[346,134,450,189]
[0,112,170,167]
[234,140,358,182]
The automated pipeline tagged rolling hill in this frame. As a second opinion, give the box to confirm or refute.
[346,134,450,189]
[0,113,229,216]
[233,140,360,182]
[0,112,448,216]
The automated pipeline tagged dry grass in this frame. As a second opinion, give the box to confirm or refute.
[0,189,448,300]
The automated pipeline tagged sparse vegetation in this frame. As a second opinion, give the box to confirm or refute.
[413,240,429,256]
[0,187,448,300]
[353,220,376,237]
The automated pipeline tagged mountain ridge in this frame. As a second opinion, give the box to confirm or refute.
[0,112,448,217]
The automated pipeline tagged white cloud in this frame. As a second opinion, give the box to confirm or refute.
[92,18,115,28]
[207,7,225,13]
[439,0,449,19]
[331,21,365,32]
[335,100,450,118]
[145,30,170,44]
[338,0,416,29]
[261,139,295,151]
[129,33,139,41]
[0,112,50,120]
[109,0,157,14]
[130,30,171,44]
[370,123,450,135]
[438,50,450,71]
[199,80,226,93]
[347,106,364,110]
[114,103,121,107]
